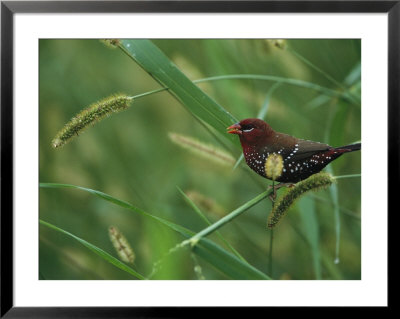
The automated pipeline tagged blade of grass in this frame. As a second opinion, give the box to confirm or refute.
[193,237,270,280]
[40,183,270,279]
[298,196,321,279]
[288,47,344,88]
[118,40,351,146]
[185,188,273,246]
[131,74,353,106]
[344,61,361,86]
[334,173,361,180]
[268,229,274,277]
[39,219,145,279]
[287,47,360,106]
[324,105,343,265]
[176,186,248,263]
[119,40,239,146]
[306,95,331,110]
[257,82,282,120]
[194,74,354,103]
[40,182,187,235]
[329,102,351,147]
[320,251,343,279]
[291,222,342,279]
[327,166,341,264]
[310,193,360,220]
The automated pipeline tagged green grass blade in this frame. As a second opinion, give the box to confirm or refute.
[187,188,273,244]
[194,238,271,280]
[327,166,341,264]
[288,47,344,89]
[39,219,145,279]
[344,61,361,86]
[257,82,281,120]
[287,48,360,106]
[195,74,353,102]
[119,40,239,146]
[298,196,321,279]
[334,174,361,180]
[176,186,248,263]
[40,182,188,236]
[131,74,353,106]
[40,183,269,279]
[323,103,346,265]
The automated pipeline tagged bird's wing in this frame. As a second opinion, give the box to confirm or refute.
[289,138,332,161]
[258,133,332,161]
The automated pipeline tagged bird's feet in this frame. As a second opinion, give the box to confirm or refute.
[268,183,295,201]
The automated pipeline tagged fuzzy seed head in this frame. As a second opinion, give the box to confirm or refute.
[168,132,235,167]
[265,153,283,181]
[52,94,132,148]
[108,226,135,264]
[267,172,335,229]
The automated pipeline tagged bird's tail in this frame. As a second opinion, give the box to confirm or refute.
[335,143,361,152]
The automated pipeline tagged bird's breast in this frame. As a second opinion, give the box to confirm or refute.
[242,146,267,177]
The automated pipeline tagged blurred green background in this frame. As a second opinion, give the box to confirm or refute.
[39,39,361,280]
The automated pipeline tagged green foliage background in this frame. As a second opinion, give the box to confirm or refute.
[39,39,361,280]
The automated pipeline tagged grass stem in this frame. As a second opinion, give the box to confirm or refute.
[334,173,361,179]
[185,188,273,246]
[268,229,274,277]
[127,74,354,104]
[287,47,360,105]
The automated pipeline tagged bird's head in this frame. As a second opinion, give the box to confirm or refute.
[227,118,274,146]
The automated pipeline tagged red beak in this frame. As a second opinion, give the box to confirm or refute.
[227,123,242,135]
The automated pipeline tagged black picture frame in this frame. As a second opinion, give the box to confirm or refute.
[1,0,396,317]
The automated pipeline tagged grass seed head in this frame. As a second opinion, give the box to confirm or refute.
[52,94,133,148]
[108,225,135,264]
[267,172,335,229]
[168,132,235,167]
[265,153,284,181]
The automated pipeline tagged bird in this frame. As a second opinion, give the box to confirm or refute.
[227,118,361,184]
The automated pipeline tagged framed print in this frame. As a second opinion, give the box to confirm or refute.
[1,0,396,316]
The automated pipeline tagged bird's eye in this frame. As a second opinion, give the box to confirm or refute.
[242,124,254,132]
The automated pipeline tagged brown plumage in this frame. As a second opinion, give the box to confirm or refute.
[227,118,361,183]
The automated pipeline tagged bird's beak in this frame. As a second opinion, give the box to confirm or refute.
[227,123,242,135]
